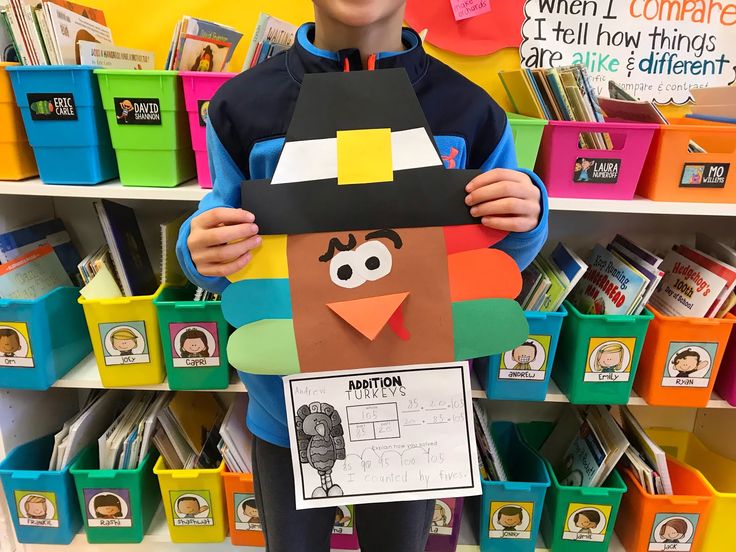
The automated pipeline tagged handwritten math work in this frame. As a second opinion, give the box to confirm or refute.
[284,362,481,509]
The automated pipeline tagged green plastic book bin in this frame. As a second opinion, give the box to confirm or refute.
[95,70,195,187]
[70,444,160,544]
[507,113,548,171]
[154,286,230,390]
[552,301,653,404]
[519,422,627,552]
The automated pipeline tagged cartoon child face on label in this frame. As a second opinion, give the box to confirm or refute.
[662,343,716,388]
[180,328,210,358]
[170,323,220,367]
[0,324,33,367]
[563,504,610,542]
[15,492,59,527]
[586,338,634,382]
[101,322,150,366]
[177,496,209,518]
[489,501,533,539]
[0,327,22,356]
[650,513,698,549]
[432,502,449,527]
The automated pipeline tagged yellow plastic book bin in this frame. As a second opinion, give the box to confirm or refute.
[0,62,37,180]
[78,285,165,387]
[153,457,227,543]
[648,428,736,552]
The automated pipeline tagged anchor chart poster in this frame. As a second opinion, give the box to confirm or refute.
[284,362,480,509]
[520,0,736,104]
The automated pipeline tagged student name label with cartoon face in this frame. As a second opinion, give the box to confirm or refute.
[333,505,354,535]
[169,322,220,368]
[84,489,132,528]
[499,335,551,381]
[489,501,533,540]
[234,493,262,532]
[563,503,611,542]
[430,499,456,536]
[171,490,213,526]
[15,491,59,528]
[197,100,210,127]
[99,321,150,366]
[585,338,636,383]
[0,323,34,368]
[649,513,699,551]
[662,343,717,388]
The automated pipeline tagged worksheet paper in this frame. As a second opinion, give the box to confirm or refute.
[283,361,481,509]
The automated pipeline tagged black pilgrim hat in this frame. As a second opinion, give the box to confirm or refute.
[242,68,482,235]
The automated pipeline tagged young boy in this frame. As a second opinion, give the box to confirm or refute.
[177,2,548,550]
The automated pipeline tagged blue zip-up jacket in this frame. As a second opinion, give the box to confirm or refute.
[176,23,549,447]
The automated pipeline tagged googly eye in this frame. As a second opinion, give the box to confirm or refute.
[355,240,392,282]
[329,251,367,289]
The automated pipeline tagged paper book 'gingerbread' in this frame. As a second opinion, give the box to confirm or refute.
[221,68,528,375]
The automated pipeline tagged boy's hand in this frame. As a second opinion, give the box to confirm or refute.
[465,169,541,233]
[187,208,261,277]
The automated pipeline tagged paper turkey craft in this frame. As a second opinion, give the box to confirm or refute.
[222,68,529,375]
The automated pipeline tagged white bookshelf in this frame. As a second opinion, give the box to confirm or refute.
[2,178,736,217]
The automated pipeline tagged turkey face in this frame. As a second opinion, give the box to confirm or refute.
[288,227,455,372]
[303,412,333,437]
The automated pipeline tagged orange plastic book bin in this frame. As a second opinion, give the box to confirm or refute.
[637,119,736,203]
[222,469,264,547]
[634,307,736,407]
[616,458,713,552]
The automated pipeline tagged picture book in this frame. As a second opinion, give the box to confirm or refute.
[696,233,736,316]
[163,392,225,469]
[676,245,736,318]
[520,243,586,313]
[43,1,112,64]
[619,406,672,495]
[607,243,663,316]
[0,244,72,299]
[0,218,81,283]
[519,261,543,309]
[550,242,588,296]
[558,417,606,487]
[571,244,651,316]
[166,16,242,71]
[649,249,727,318]
[536,255,568,312]
[78,41,154,69]
[0,4,21,62]
[94,200,157,298]
[243,12,297,70]
[498,69,546,119]
[611,235,663,268]
[219,394,253,473]
[472,400,506,481]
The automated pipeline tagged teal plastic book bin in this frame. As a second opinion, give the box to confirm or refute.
[518,422,627,552]
[0,287,91,390]
[0,434,83,545]
[477,307,567,402]
[154,286,230,390]
[6,65,118,185]
[479,422,550,552]
[70,444,160,544]
[552,301,653,404]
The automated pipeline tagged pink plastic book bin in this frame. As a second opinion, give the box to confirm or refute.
[714,314,736,406]
[535,120,657,200]
[180,72,235,189]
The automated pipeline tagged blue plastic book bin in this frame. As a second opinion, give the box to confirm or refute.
[0,435,83,545]
[479,422,550,552]
[6,65,117,185]
[477,307,567,402]
[0,287,91,390]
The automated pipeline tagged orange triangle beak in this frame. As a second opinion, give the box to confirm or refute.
[327,292,410,341]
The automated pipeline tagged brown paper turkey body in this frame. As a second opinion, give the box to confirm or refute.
[222,69,529,375]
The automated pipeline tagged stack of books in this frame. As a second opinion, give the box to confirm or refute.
[518,242,587,312]
[473,400,507,482]
[243,13,297,70]
[649,234,736,319]
[165,16,242,72]
[688,86,736,125]
[0,217,80,300]
[569,235,665,316]
[498,64,611,149]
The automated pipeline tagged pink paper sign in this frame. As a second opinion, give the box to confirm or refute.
[450,0,491,21]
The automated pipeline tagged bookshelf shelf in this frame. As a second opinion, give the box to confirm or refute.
[2,178,736,216]
[50,355,734,408]
[49,503,626,551]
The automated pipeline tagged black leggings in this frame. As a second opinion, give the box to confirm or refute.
[252,436,435,552]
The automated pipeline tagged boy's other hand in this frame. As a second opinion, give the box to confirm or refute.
[188,208,261,277]
[465,169,541,233]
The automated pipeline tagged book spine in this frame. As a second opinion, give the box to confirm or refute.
[29,5,52,64]
[546,69,573,121]
[244,13,268,70]
[3,3,30,64]
[16,1,44,64]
